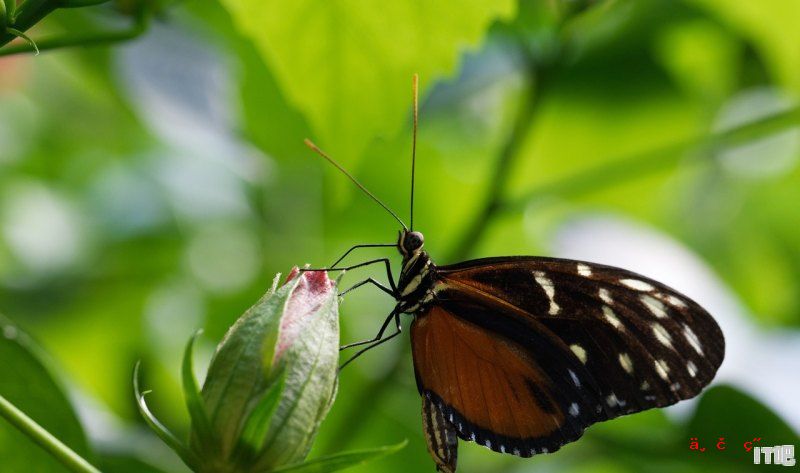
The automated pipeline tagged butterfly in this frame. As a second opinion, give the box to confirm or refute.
[303,75,725,473]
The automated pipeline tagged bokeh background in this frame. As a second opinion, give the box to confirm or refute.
[1,0,799,471]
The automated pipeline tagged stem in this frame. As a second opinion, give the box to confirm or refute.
[0,394,101,473]
[60,0,113,7]
[445,61,553,262]
[500,105,800,214]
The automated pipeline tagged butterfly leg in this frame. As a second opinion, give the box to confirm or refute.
[302,258,397,292]
[340,306,400,350]
[328,243,396,268]
[339,310,404,370]
[339,278,394,297]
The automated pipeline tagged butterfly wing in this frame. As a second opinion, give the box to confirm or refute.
[410,256,725,457]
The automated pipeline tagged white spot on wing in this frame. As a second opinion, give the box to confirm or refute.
[470,433,476,442]
[569,369,581,387]
[486,440,492,449]
[513,448,521,456]
[687,360,698,377]
[577,263,592,276]
[603,306,624,330]
[606,392,620,407]
[599,287,613,304]
[640,380,650,390]
[683,323,704,355]
[542,448,549,454]
[652,322,673,347]
[620,278,655,291]
[655,359,671,381]
[569,402,580,416]
[641,295,668,318]
[570,344,587,364]
[500,445,506,453]
[533,271,560,315]
[665,294,688,308]
[618,352,634,374]
[670,382,681,392]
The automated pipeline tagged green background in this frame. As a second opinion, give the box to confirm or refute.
[1,0,799,471]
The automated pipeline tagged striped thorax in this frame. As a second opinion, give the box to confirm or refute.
[396,230,438,314]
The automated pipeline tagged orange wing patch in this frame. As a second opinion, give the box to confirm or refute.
[411,305,566,445]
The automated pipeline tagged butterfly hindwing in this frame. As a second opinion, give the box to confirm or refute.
[411,304,586,456]
[410,256,724,457]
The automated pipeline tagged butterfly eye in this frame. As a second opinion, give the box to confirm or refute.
[404,231,424,252]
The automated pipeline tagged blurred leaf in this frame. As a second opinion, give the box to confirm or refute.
[271,440,407,473]
[687,384,799,466]
[0,314,92,472]
[218,0,516,166]
[688,0,800,93]
[653,19,741,102]
[98,453,168,473]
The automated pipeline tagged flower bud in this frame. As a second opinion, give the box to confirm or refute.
[136,268,339,472]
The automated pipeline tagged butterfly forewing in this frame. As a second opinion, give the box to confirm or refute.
[411,256,724,457]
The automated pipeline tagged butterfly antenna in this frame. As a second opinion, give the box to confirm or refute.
[410,73,419,231]
[304,139,408,230]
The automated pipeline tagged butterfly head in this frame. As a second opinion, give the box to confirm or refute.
[398,230,425,256]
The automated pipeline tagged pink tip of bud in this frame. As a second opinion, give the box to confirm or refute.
[274,267,336,361]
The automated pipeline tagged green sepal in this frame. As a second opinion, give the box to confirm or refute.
[5,27,39,55]
[182,330,217,457]
[133,362,198,470]
[270,440,408,473]
[1,0,13,25]
[251,282,339,470]
[231,369,286,465]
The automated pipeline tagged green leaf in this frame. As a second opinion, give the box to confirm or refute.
[182,330,216,456]
[271,440,407,473]
[133,362,198,470]
[0,315,92,473]
[219,0,516,166]
[688,0,800,94]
